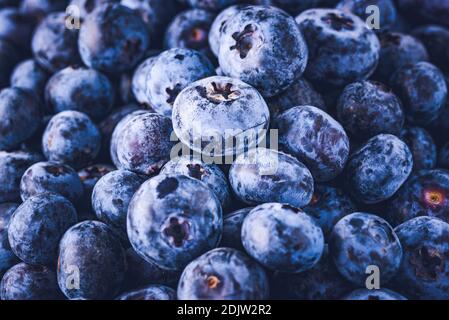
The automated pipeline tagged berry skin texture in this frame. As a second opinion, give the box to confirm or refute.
[117,285,176,300]
[10,59,50,98]
[69,0,120,19]
[164,9,215,59]
[345,134,413,204]
[8,193,77,266]
[42,111,102,169]
[219,207,252,250]
[0,203,20,278]
[386,169,449,226]
[304,184,357,238]
[275,105,350,182]
[143,48,215,117]
[115,112,175,175]
[343,288,407,300]
[373,32,429,83]
[177,247,270,300]
[391,62,447,126]
[187,0,240,12]
[31,12,81,73]
[161,156,231,209]
[78,3,149,74]
[242,203,324,273]
[412,25,449,73]
[132,56,157,106]
[20,161,84,204]
[0,151,43,202]
[336,80,405,140]
[92,169,145,238]
[400,127,437,171]
[296,8,380,88]
[172,76,270,157]
[57,220,126,300]
[229,148,314,208]
[329,212,403,286]
[1,263,63,300]
[45,66,115,120]
[0,87,42,151]
[127,174,223,271]
[218,5,309,97]
[392,217,449,299]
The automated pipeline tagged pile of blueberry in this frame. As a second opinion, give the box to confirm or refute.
[0,0,449,301]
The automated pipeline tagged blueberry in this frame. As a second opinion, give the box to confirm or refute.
[208,5,243,57]
[143,48,215,117]
[117,285,176,300]
[177,247,269,300]
[31,12,81,73]
[20,161,84,203]
[396,0,449,28]
[21,0,70,21]
[391,62,447,126]
[229,148,314,208]
[0,203,20,278]
[257,0,320,16]
[42,111,102,169]
[45,66,115,120]
[336,0,397,31]
[0,151,43,202]
[0,87,42,151]
[274,106,350,182]
[400,127,437,171]
[219,5,308,97]
[127,174,222,271]
[330,212,402,286]
[172,76,270,157]
[304,184,356,237]
[132,56,158,106]
[271,246,354,300]
[78,3,150,74]
[8,193,77,266]
[296,8,379,87]
[392,217,449,299]
[345,134,413,204]
[69,0,120,19]
[164,9,215,59]
[115,112,174,175]
[0,8,35,51]
[386,169,449,226]
[10,59,50,99]
[412,25,449,73]
[267,77,326,116]
[343,288,407,300]
[92,169,145,238]
[373,32,428,83]
[0,39,20,89]
[109,109,150,168]
[1,263,63,300]
[242,203,324,273]
[57,220,126,300]
[438,142,449,169]
[124,248,180,290]
[219,208,252,250]
[161,156,231,209]
[336,81,404,140]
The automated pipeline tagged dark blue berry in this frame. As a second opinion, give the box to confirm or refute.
[219,207,252,250]
[400,126,437,171]
[0,203,20,278]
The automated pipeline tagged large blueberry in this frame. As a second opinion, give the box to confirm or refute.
[219,5,308,97]
[172,76,270,157]
[20,161,84,203]
[330,212,402,286]
[275,105,350,182]
[0,87,42,151]
[42,110,101,169]
[345,134,413,204]
[127,174,222,271]
[242,203,324,273]
[296,8,379,87]
[57,220,126,300]
[229,148,314,208]
[78,3,149,74]
[8,193,77,266]
[177,247,269,300]
[161,156,231,209]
